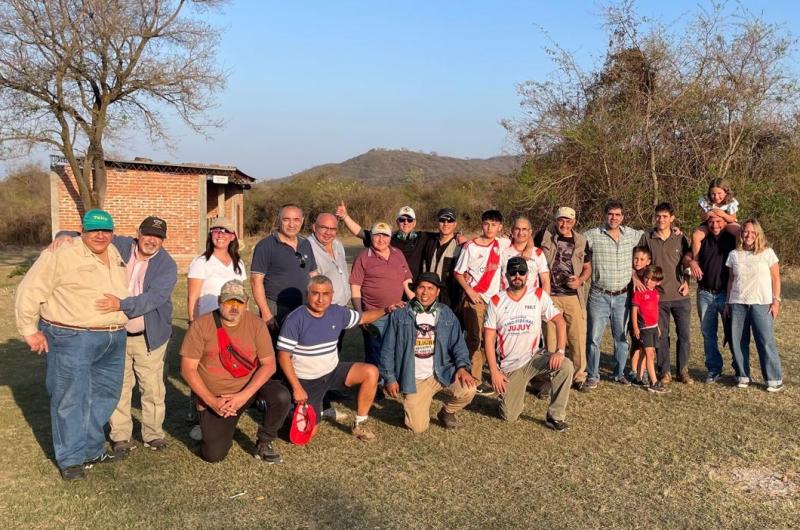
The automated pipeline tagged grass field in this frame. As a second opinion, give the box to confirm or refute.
[1,240,798,529]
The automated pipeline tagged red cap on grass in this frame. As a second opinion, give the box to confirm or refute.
[289,403,316,446]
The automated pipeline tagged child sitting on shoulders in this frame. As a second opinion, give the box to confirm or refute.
[631,265,668,394]
[691,177,740,258]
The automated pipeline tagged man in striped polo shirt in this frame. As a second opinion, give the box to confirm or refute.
[277,275,403,442]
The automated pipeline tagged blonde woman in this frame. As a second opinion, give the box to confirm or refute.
[724,219,783,392]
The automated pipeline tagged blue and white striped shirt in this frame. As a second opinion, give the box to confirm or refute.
[277,304,360,379]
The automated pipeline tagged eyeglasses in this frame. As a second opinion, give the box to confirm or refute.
[317,225,338,232]
[506,271,528,277]
[210,228,234,236]
[295,252,306,268]
[397,216,414,224]
[438,218,455,224]
[221,299,245,308]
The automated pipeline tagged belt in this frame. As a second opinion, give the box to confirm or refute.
[592,286,628,296]
[127,331,145,337]
[699,288,725,295]
[41,318,126,332]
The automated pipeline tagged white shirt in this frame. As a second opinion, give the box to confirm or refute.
[484,287,561,374]
[499,245,549,290]
[454,237,511,302]
[699,196,739,215]
[413,311,437,380]
[187,254,247,316]
[726,248,778,305]
[308,234,351,306]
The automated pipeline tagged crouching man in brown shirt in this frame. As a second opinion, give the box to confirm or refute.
[181,280,291,463]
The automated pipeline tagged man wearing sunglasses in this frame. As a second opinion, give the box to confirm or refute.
[251,204,318,334]
[336,201,434,279]
[421,208,464,309]
[181,280,291,463]
[484,258,573,432]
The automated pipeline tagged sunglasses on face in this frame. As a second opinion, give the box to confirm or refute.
[397,216,414,224]
[222,299,245,308]
[507,271,528,278]
[438,218,455,224]
[210,228,234,236]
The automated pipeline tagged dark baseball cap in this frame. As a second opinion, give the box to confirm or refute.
[506,256,528,275]
[436,208,457,221]
[413,272,443,289]
[139,216,167,238]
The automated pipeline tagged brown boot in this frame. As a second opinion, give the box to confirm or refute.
[677,371,695,385]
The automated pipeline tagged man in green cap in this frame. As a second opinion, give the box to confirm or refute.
[16,209,130,481]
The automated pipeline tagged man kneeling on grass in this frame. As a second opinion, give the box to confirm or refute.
[277,275,403,443]
[380,273,479,433]
[181,280,291,463]
[485,257,574,431]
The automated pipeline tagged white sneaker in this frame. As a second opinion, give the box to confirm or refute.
[321,408,349,421]
[766,384,784,393]
[189,424,203,441]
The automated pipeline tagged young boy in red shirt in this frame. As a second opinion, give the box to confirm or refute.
[631,265,667,394]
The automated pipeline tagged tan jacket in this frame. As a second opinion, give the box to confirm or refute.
[15,238,130,336]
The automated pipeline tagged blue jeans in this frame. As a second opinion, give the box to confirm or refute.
[41,322,126,469]
[361,314,389,367]
[730,304,783,387]
[696,289,729,375]
[586,289,629,380]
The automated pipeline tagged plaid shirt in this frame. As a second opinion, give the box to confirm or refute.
[583,225,644,292]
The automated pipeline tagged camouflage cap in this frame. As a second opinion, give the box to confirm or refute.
[219,279,248,303]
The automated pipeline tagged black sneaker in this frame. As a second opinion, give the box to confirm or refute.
[255,440,283,464]
[111,440,135,459]
[84,451,117,468]
[475,383,496,396]
[60,465,85,481]
[544,415,569,432]
[648,382,670,394]
[437,408,462,430]
[581,378,599,392]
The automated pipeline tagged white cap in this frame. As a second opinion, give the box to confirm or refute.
[397,206,416,220]
[555,207,576,220]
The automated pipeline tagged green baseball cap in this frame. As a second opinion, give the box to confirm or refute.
[82,209,115,231]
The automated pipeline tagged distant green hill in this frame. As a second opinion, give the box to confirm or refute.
[270,148,523,186]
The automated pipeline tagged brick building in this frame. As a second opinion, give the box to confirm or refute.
[50,156,255,270]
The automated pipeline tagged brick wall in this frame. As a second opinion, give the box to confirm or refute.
[52,166,205,271]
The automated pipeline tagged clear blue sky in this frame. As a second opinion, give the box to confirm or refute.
[7,0,799,180]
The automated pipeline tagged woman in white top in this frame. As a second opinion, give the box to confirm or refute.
[187,217,247,323]
[724,219,783,391]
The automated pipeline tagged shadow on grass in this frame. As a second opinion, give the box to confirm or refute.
[0,337,55,465]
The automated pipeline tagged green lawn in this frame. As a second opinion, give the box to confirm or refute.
[1,241,798,529]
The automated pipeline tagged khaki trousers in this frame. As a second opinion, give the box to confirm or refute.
[500,354,574,422]
[402,377,477,433]
[461,297,488,380]
[109,335,167,443]
[545,295,587,384]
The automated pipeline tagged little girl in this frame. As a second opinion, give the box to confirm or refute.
[691,178,740,258]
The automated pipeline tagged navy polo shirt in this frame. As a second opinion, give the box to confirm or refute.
[251,233,317,321]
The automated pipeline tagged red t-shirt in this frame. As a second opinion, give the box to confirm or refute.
[632,289,659,328]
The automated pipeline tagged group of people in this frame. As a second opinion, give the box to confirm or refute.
[15,176,785,481]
